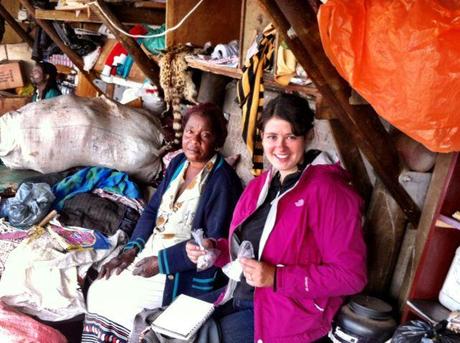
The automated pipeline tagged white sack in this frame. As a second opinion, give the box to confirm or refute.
[0,95,164,183]
[0,229,125,321]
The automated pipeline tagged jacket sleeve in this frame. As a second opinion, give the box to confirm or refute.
[275,179,367,299]
[157,167,242,275]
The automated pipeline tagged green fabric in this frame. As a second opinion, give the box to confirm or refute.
[32,87,61,102]
[142,24,166,55]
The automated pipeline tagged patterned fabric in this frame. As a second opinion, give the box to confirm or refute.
[83,312,130,343]
[237,24,276,175]
[52,166,141,211]
[151,154,217,250]
[0,219,28,278]
[92,189,145,214]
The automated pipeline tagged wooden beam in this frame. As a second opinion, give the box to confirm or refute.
[89,0,161,90]
[258,0,421,224]
[19,0,105,95]
[35,6,165,25]
[0,3,33,47]
[329,119,372,204]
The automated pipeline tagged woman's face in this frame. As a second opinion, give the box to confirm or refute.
[182,114,216,164]
[262,116,306,178]
[30,66,46,85]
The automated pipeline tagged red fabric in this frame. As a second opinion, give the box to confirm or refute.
[318,0,460,152]
[103,24,148,75]
[0,301,67,343]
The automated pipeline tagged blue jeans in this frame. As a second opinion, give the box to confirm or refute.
[217,298,254,343]
[198,289,254,343]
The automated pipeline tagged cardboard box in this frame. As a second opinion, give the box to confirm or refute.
[0,62,24,90]
[0,92,31,116]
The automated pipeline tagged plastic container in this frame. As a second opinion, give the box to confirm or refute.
[439,247,460,311]
[329,295,397,343]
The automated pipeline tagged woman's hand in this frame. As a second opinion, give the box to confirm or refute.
[240,258,276,288]
[98,248,137,279]
[132,256,159,277]
[185,239,214,263]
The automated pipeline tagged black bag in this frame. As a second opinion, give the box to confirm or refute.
[391,320,460,343]
[52,22,101,57]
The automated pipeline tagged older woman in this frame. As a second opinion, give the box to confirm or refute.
[82,103,242,343]
[187,94,367,343]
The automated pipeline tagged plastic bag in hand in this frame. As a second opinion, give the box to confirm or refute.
[191,229,220,272]
[222,240,255,281]
[391,320,460,343]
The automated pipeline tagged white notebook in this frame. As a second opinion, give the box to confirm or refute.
[150,294,215,340]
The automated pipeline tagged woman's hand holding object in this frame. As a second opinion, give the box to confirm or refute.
[240,257,275,288]
[185,239,214,263]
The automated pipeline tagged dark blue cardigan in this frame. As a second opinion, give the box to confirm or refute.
[125,153,242,305]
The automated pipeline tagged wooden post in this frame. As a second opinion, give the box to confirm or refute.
[258,0,421,224]
[89,0,161,90]
[0,3,33,47]
[18,0,105,95]
[329,118,372,204]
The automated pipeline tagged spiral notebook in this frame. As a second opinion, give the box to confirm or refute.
[150,294,215,340]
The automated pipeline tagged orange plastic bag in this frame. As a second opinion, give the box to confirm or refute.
[318,0,460,152]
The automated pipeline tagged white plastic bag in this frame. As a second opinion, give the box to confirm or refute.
[222,240,254,281]
[191,228,220,272]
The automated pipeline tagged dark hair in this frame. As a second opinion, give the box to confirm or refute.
[257,94,314,136]
[35,61,59,91]
[36,61,58,81]
[182,103,228,148]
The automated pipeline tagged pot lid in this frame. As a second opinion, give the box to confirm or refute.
[349,295,393,320]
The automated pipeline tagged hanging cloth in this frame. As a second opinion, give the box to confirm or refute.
[237,24,276,176]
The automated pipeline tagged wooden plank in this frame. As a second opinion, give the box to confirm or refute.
[134,1,166,9]
[258,0,421,224]
[365,180,407,295]
[166,0,242,48]
[0,3,33,47]
[399,153,454,319]
[185,56,242,79]
[185,55,319,97]
[35,6,165,25]
[89,0,161,90]
[329,119,372,203]
[239,0,271,69]
[19,0,104,95]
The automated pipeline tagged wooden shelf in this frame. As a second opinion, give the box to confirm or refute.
[185,56,319,97]
[134,1,166,9]
[406,299,451,325]
[403,153,460,323]
[34,5,165,25]
[185,56,242,79]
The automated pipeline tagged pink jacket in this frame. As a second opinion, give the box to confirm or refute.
[215,163,367,343]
